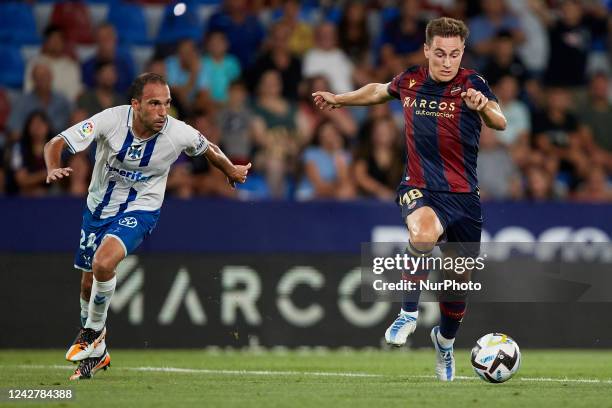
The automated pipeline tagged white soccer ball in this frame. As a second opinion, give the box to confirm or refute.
[470,333,521,383]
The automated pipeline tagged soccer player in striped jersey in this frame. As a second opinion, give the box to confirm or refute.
[44,73,251,380]
[312,17,506,381]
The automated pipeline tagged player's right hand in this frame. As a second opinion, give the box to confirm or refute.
[312,91,341,110]
[46,167,73,183]
[227,162,251,188]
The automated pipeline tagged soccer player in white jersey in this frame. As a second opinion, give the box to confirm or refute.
[44,73,251,380]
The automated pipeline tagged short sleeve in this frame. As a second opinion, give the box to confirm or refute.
[468,73,498,103]
[59,108,115,153]
[387,71,404,100]
[183,124,210,157]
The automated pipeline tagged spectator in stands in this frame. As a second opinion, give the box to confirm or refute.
[207,0,266,69]
[572,166,612,202]
[493,75,530,147]
[544,0,608,87]
[277,0,314,56]
[165,38,209,115]
[477,125,522,200]
[297,76,357,146]
[379,0,427,68]
[296,120,355,200]
[524,166,557,201]
[77,61,124,117]
[188,112,237,198]
[253,70,298,134]
[532,87,589,191]
[253,70,299,198]
[577,72,612,172]
[353,116,403,200]
[303,22,354,94]
[166,152,194,199]
[505,0,549,77]
[247,22,303,101]
[82,23,136,96]
[7,63,71,141]
[7,111,53,196]
[24,25,82,103]
[467,0,524,66]
[202,31,241,104]
[217,80,259,165]
[0,87,10,144]
[481,30,530,87]
[338,2,371,64]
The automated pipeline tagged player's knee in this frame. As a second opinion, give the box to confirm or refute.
[407,209,443,247]
[92,255,117,280]
[410,227,440,248]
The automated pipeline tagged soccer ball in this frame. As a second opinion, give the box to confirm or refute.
[470,333,521,383]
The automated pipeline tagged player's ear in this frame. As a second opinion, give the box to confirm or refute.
[423,43,430,59]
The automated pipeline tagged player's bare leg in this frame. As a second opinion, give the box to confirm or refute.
[68,272,94,358]
[385,207,443,346]
[66,236,123,363]
[80,272,93,326]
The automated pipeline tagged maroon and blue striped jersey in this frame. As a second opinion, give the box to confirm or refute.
[388,65,497,193]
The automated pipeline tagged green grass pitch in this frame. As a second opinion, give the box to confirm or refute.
[1,349,611,407]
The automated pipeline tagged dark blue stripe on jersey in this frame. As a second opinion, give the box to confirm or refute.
[139,136,158,167]
[116,129,135,163]
[459,108,479,190]
[116,187,138,216]
[93,181,116,219]
[460,78,480,190]
[59,133,77,154]
[413,81,449,190]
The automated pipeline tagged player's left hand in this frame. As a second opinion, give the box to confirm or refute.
[461,88,488,111]
[227,162,252,188]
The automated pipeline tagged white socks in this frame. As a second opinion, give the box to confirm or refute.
[437,330,455,349]
[400,309,419,319]
[80,297,89,327]
[85,276,117,332]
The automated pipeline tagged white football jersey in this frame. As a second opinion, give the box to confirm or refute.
[60,105,209,219]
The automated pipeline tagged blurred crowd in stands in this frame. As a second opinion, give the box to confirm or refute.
[0,0,611,202]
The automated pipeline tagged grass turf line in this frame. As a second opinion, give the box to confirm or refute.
[1,349,611,408]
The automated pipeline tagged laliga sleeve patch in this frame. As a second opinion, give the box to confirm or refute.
[79,121,95,139]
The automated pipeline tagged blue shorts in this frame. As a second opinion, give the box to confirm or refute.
[74,208,160,272]
[397,186,482,255]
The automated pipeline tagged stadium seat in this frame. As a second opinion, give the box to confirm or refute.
[0,46,25,89]
[107,2,150,45]
[50,1,95,44]
[0,2,41,45]
[156,1,203,44]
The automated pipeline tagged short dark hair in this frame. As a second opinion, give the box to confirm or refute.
[129,73,167,101]
[43,24,63,40]
[425,17,469,45]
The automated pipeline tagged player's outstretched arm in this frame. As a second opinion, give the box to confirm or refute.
[44,136,73,183]
[204,142,251,188]
[461,88,507,131]
[312,82,393,110]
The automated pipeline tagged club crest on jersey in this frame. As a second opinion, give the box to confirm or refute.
[451,85,462,95]
[79,121,94,138]
[127,144,144,160]
[409,79,416,88]
[118,217,138,228]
